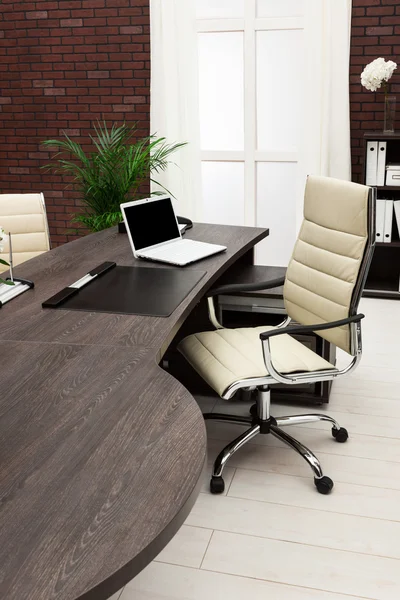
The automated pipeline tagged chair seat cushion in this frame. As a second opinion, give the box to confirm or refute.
[178,326,337,397]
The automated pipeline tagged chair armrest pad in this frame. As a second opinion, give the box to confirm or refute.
[208,276,286,297]
[259,313,365,341]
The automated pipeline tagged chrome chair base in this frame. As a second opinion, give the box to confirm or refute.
[204,387,348,495]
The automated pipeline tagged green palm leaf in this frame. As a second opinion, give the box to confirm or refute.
[0,258,13,285]
[42,121,186,232]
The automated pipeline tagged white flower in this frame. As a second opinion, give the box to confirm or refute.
[361,57,397,92]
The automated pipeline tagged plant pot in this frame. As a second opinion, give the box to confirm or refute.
[118,221,127,234]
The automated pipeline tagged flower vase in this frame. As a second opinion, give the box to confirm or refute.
[384,95,396,133]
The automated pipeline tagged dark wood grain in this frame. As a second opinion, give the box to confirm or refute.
[0,223,268,361]
[0,223,269,600]
[0,343,206,600]
[364,131,400,140]
[216,264,286,297]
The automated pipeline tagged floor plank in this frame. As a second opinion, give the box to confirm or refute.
[187,493,400,559]
[211,399,400,439]
[332,373,400,399]
[120,297,400,599]
[122,562,356,600]
[206,436,400,489]
[328,392,400,417]
[228,468,400,521]
[271,405,400,440]
[202,530,400,600]
[206,420,400,462]
[155,525,212,568]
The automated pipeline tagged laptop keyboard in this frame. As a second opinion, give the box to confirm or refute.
[141,239,225,264]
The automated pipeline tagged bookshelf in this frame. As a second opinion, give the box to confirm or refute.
[363,132,400,300]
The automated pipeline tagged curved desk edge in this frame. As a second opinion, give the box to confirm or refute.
[157,225,270,361]
[78,453,206,600]
[0,223,268,600]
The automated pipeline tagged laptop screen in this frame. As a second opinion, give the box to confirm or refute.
[123,197,180,250]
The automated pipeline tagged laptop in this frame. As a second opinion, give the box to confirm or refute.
[120,195,227,266]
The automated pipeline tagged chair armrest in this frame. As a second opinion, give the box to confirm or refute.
[259,313,364,386]
[208,276,286,298]
[259,313,365,341]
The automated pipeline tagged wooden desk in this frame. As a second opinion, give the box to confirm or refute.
[0,223,268,600]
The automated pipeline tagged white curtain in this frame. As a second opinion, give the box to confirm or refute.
[150,0,202,220]
[150,0,352,229]
[297,0,353,227]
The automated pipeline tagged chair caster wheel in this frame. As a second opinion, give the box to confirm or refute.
[210,476,225,494]
[332,427,348,443]
[249,404,257,417]
[314,476,334,495]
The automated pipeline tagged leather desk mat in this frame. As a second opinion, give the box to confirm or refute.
[45,265,206,317]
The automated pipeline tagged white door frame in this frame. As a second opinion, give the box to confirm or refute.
[197,1,304,228]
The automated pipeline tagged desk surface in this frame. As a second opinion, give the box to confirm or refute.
[0,223,268,600]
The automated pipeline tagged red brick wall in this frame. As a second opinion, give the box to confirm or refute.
[0,0,150,246]
[350,0,400,182]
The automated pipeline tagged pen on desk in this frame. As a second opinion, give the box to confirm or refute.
[9,232,13,282]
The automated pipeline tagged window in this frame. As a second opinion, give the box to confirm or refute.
[196,0,305,266]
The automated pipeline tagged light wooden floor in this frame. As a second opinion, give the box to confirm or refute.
[113,298,400,600]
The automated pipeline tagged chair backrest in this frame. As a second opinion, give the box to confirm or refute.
[283,175,374,354]
[0,193,51,274]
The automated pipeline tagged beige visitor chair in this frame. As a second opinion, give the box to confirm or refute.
[0,193,51,274]
[178,175,375,495]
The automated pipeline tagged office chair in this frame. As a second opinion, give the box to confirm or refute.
[0,193,51,274]
[178,176,375,495]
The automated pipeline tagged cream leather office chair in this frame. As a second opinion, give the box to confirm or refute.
[178,176,375,495]
[0,193,51,274]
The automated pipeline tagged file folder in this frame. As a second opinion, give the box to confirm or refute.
[383,200,394,243]
[366,141,378,185]
[377,142,387,187]
[375,199,386,242]
[394,200,400,237]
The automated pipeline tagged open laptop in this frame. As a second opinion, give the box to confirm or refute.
[120,195,227,266]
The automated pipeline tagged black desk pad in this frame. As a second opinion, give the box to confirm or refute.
[55,266,206,317]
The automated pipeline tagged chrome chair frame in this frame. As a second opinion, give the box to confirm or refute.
[203,188,376,494]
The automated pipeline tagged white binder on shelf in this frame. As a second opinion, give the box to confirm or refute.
[383,199,394,243]
[394,200,400,237]
[375,199,386,242]
[377,142,387,186]
[366,141,378,185]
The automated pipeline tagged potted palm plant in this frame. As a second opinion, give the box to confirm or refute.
[43,121,186,232]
